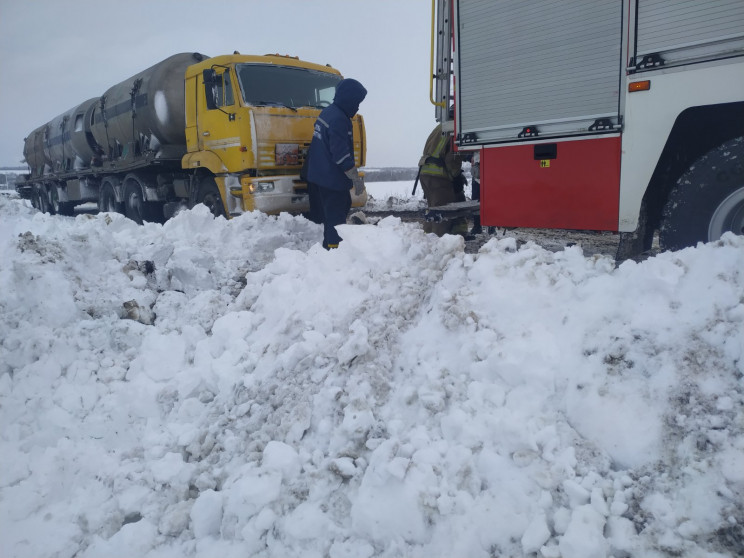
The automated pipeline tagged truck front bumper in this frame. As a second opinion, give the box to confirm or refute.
[226,174,367,217]
[222,174,306,216]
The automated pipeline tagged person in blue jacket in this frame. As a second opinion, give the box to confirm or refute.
[307,78,367,249]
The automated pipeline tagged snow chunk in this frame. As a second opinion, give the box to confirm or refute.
[190,489,223,538]
[558,504,608,558]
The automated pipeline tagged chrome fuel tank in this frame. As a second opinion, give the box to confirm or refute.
[89,52,208,160]
[23,124,51,177]
[68,98,101,168]
[44,98,100,171]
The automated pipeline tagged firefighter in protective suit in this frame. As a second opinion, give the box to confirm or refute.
[418,118,469,237]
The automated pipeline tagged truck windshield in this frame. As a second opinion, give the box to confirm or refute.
[236,64,342,109]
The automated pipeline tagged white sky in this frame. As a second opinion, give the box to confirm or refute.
[0,0,434,168]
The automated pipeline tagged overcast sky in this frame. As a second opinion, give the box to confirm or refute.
[0,0,435,168]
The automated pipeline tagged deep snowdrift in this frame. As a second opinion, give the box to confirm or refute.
[1,194,742,558]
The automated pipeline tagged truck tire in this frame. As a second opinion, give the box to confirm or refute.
[195,177,226,218]
[30,187,40,210]
[50,184,74,216]
[99,181,123,214]
[35,185,51,214]
[660,136,744,251]
[123,175,162,224]
[124,180,146,224]
[46,184,58,215]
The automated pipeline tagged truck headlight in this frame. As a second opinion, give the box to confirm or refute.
[248,181,275,194]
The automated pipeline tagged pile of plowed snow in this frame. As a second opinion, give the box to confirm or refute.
[1,196,742,558]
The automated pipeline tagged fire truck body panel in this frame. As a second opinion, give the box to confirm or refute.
[481,135,621,231]
[620,59,744,231]
[438,0,744,250]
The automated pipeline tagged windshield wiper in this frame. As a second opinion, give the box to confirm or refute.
[255,101,297,112]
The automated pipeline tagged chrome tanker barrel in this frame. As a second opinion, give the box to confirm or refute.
[68,98,102,168]
[23,124,51,177]
[45,105,78,172]
[23,98,100,176]
[90,52,209,161]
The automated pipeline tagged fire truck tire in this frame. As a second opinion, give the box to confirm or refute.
[195,177,226,218]
[660,136,744,251]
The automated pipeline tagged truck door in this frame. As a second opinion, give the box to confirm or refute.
[196,68,245,170]
[455,0,625,231]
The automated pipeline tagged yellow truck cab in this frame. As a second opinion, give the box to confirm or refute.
[183,53,367,217]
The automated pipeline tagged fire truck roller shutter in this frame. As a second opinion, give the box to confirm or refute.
[455,0,623,144]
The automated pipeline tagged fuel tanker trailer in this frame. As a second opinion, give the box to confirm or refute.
[17,52,367,222]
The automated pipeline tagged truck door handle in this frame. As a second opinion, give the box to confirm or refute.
[202,131,210,137]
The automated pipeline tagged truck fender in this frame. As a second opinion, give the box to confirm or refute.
[181,151,229,176]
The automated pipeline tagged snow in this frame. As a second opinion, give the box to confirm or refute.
[364,179,427,213]
[1,186,743,558]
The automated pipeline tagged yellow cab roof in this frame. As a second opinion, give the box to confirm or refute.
[185,53,342,78]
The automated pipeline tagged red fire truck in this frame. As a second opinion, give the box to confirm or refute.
[431,0,744,255]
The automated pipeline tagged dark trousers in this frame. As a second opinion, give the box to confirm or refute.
[472,179,481,229]
[306,182,324,224]
[318,186,351,249]
[420,174,467,236]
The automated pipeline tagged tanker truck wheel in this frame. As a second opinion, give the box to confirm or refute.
[123,176,161,225]
[660,136,744,251]
[124,181,146,224]
[195,177,226,218]
[99,181,123,215]
[30,187,40,210]
[35,185,52,214]
[50,184,74,216]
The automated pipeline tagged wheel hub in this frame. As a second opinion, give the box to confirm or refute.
[709,186,744,241]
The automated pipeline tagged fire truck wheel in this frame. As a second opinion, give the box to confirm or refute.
[196,178,226,218]
[660,136,744,251]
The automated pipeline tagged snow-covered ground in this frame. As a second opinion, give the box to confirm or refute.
[1,186,743,558]
[364,179,428,212]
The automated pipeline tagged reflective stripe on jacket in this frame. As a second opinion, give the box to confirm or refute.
[418,124,462,179]
[307,79,367,192]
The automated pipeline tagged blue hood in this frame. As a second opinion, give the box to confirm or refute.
[333,78,367,117]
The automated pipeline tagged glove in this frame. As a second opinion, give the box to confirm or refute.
[345,167,365,196]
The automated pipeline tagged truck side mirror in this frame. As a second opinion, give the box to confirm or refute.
[203,69,218,110]
[203,68,217,85]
